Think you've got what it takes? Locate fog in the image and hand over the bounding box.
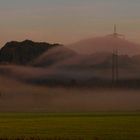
[33,45,76,67]
[0,37,140,112]
[0,75,140,112]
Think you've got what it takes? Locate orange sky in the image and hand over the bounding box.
[0,0,140,46]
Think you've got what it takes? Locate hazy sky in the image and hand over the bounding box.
[0,0,140,45]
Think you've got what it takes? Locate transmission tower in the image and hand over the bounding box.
[111,25,124,84]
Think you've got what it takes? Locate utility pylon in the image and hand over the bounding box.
[111,24,124,84]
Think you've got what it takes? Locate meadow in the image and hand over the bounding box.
[0,112,139,140]
[0,76,140,139]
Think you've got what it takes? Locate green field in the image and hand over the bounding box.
[0,112,140,140]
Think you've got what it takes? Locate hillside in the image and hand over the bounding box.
[0,40,60,65]
[33,45,77,67]
[0,38,140,87]
[67,36,140,56]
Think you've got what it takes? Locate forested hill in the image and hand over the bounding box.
[0,40,61,65]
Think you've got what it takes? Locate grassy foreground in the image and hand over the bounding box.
[0,112,139,140]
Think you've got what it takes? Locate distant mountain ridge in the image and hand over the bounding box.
[0,40,61,65]
[1,36,140,69]
[67,36,140,56]
[0,37,140,87]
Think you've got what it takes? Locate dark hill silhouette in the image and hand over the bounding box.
[0,40,60,65]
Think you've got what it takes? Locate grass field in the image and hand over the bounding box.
[0,112,139,140]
